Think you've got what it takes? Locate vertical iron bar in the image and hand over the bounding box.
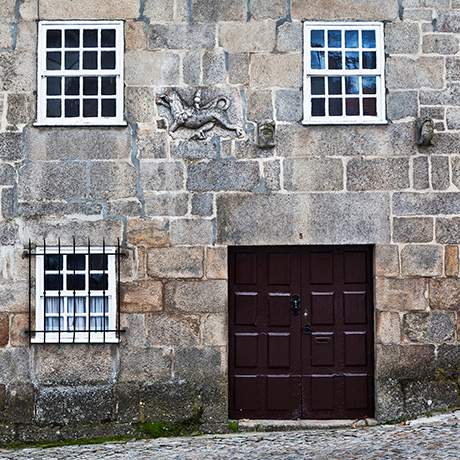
[58,237,61,344]
[73,236,76,344]
[102,238,106,344]
[88,237,91,344]
[43,238,47,344]
[28,239,31,345]
[117,238,121,340]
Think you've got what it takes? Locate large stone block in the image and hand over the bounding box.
[376,311,401,345]
[445,245,459,277]
[144,192,189,217]
[174,347,223,381]
[165,280,227,313]
[36,386,115,424]
[201,313,227,346]
[0,348,29,384]
[147,247,204,279]
[446,57,460,81]
[277,21,302,52]
[32,345,116,385]
[275,89,303,122]
[205,246,228,280]
[217,192,390,245]
[247,89,274,122]
[187,160,260,192]
[0,51,35,92]
[0,313,8,347]
[171,138,220,160]
[137,130,168,160]
[437,344,460,377]
[437,12,460,33]
[250,53,302,88]
[263,160,281,192]
[250,0,287,19]
[376,344,436,380]
[386,56,444,90]
[284,158,343,191]
[429,278,460,310]
[6,93,35,127]
[126,87,156,123]
[436,217,460,244]
[219,20,276,52]
[375,245,400,277]
[9,313,28,347]
[387,91,418,121]
[121,280,163,313]
[447,107,460,130]
[39,0,139,19]
[291,0,399,20]
[183,50,202,85]
[143,0,175,21]
[401,244,443,277]
[170,218,215,245]
[25,127,131,161]
[118,347,172,383]
[0,133,22,161]
[2,383,35,424]
[420,84,460,106]
[202,49,227,85]
[125,51,180,86]
[89,161,137,200]
[430,156,450,191]
[191,193,214,216]
[228,53,249,85]
[412,156,429,190]
[385,22,420,54]
[375,277,428,312]
[393,217,434,243]
[145,313,201,346]
[0,164,15,187]
[375,379,404,422]
[276,123,417,158]
[403,311,456,344]
[149,23,215,49]
[125,20,147,49]
[191,0,245,21]
[423,34,459,55]
[393,192,460,216]
[347,158,410,191]
[127,217,170,248]
[140,161,185,191]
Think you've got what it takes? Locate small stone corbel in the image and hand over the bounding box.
[416,118,434,146]
[256,120,276,149]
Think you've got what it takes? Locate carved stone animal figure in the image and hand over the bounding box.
[156,90,244,140]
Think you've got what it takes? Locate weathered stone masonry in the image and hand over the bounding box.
[0,0,459,442]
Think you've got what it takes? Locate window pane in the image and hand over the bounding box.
[363,97,377,116]
[65,29,80,48]
[45,297,63,314]
[83,77,98,95]
[346,98,360,116]
[67,254,85,270]
[101,29,116,47]
[363,51,376,69]
[47,99,61,117]
[64,77,80,95]
[83,51,97,69]
[102,99,116,117]
[311,30,324,48]
[47,51,61,70]
[101,77,116,95]
[345,52,359,69]
[47,29,62,48]
[67,274,86,290]
[328,51,342,70]
[345,76,359,94]
[65,99,80,117]
[45,274,63,291]
[90,297,109,313]
[363,76,377,94]
[345,30,358,48]
[68,317,86,331]
[328,30,341,48]
[101,51,116,69]
[65,51,79,70]
[47,77,61,96]
[68,297,86,314]
[311,51,325,69]
[83,99,98,117]
[328,77,342,95]
[45,254,63,270]
[362,30,376,48]
[90,254,108,270]
[90,317,108,331]
[311,98,325,117]
[329,98,343,116]
[89,274,108,290]
[311,77,325,95]
[83,29,98,47]
[45,317,62,332]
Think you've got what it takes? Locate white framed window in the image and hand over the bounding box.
[303,22,386,125]
[36,21,125,126]
[32,246,119,344]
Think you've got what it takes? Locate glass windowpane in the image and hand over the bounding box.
[68,297,86,314]
[311,98,325,117]
[47,99,61,117]
[45,297,64,314]
[363,97,377,116]
[90,317,109,331]
[346,98,360,116]
[65,30,80,48]
[90,254,108,270]
[311,77,325,95]
[90,297,109,313]
[345,52,359,69]
[45,317,62,331]
[47,30,61,48]
[362,76,377,94]
[363,51,376,69]
[311,51,325,69]
[311,30,324,48]
[101,29,116,47]
[45,254,63,270]
[101,51,116,69]
[362,30,376,48]
[89,274,108,290]
[345,30,358,48]
[65,51,79,70]
[83,99,98,117]
[345,76,360,95]
[68,317,86,331]
[64,77,79,96]
[65,99,80,117]
[102,99,116,117]
[45,274,63,291]
[83,51,98,70]
[47,52,61,70]
[83,29,98,47]
[101,77,116,95]
[67,254,85,270]
[328,30,341,48]
[329,98,343,116]
[328,77,342,95]
[83,77,98,95]
[47,77,61,96]
[328,51,342,69]
[67,274,86,290]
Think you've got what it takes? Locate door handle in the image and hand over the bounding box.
[303,325,313,335]
[291,294,301,315]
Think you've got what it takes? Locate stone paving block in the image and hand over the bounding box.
[219,20,276,52]
[147,247,204,279]
[393,217,434,243]
[401,244,443,277]
[284,158,343,191]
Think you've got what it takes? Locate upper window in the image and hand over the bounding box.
[303,22,386,125]
[36,21,125,126]
[32,245,119,344]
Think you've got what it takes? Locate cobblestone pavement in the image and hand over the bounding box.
[1,412,459,460]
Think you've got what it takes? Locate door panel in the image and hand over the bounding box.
[229,246,374,420]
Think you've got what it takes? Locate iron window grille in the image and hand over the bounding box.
[36,20,125,126]
[303,22,386,125]
[26,238,124,344]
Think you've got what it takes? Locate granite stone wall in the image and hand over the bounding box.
[0,0,459,442]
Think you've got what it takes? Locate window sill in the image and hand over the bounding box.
[33,121,128,128]
[31,333,120,344]
[302,119,388,126]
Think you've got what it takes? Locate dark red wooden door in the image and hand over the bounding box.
[229,246,374,420]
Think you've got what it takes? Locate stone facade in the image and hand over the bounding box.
[0,0,458,443]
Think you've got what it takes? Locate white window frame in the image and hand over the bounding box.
[303,21,387,125]
[36,20,126,127]
[32,246,119,344]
